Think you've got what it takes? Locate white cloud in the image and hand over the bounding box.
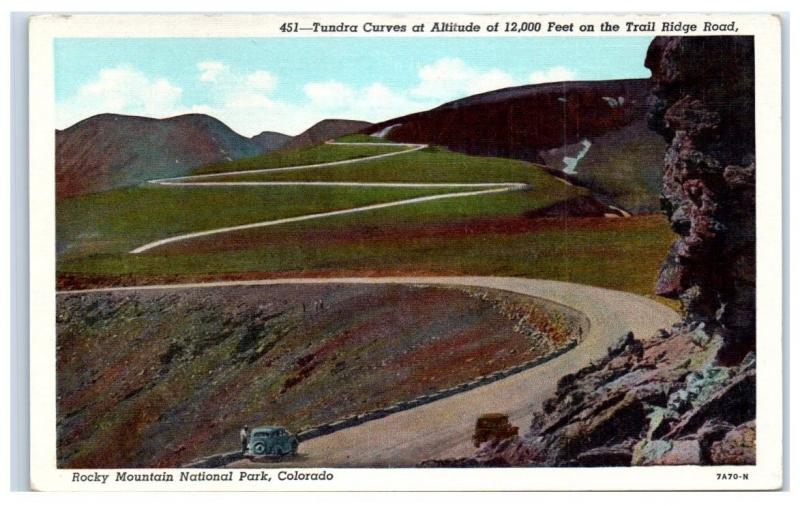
[58,59,583,137]
[57,66,185,128]
[204,80,425,135]
[362,83,419,117]
[528,66,577,84]
[245,70,277,92]
[299,81,423,127]
[196,63,277,103]
[304,81,357,108]
[197,61,227,82]
[187,63,287,134]
[412,58,517,99]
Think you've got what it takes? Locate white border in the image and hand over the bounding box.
[28,13,783,491]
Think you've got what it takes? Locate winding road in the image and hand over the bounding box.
[67,140,676,467]
[58,276,679,467]
[225,277,679,467]
[130,141,528,254]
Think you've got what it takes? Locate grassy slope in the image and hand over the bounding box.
[59,214,673,300]
[57,185,462,259]
[334,133,391,143]
[57,141,675,301]
[203,146,565,186]
[193,142,407,175]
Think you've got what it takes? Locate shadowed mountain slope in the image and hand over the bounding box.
[56,113,265,199]
[251,130,292,151]
[366,79,667,212]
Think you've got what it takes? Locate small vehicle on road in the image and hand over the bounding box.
[246,426,299,458]
[472,413,519,447]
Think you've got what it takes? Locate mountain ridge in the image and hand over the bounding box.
[250,130,292,151]
[281,118,373,151]
[56,114,375,199]
[364,78,666,212]
[56,113,265,199]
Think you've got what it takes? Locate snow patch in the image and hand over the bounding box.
[602,96,626,108]
[602,96,618,108]
[371,123,402,138]
[562,139,592,174]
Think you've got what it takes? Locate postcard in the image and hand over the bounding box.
[28,12,783,490]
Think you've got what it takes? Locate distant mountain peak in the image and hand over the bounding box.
[56,113,267,199]
[251,130,292,151]
[281,119,372,150]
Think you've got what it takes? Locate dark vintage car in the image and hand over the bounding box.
[472,413,519,447]
[246,426,299,458]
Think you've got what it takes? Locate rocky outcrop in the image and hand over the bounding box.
[422,328,756,467]
[422,36,756,468]
[647,36,756,363]
[709,421,756,465]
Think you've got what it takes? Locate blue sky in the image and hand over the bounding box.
[55,37,654,136]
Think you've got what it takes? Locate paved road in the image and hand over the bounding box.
[93,138,662,467]
[129,184,526,254]
[130,142,528,254]
[57,276,679,467]
[221,277,679,468]
[151,141,428,182]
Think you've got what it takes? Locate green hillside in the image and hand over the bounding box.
[57,140,674,300]
[193,142,407,175]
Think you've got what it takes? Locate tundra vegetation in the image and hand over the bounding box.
[57,141,674,303]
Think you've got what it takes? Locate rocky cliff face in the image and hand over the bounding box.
[422,331,755,467]
[647,36,756,364]
[422,36,757,468]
